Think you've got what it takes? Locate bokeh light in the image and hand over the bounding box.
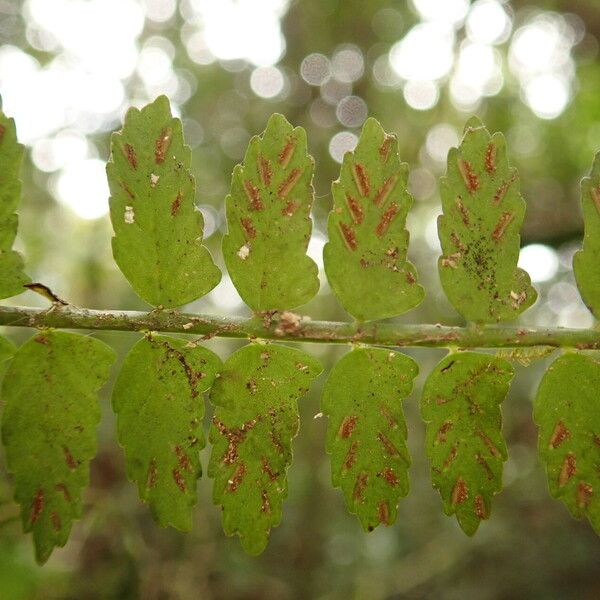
[300,53,331,86]
[182,0,289,66]
[335,96,368,128]
[250,66,286,99]
[518,244,560,282]
[52,158,110,220]
[411,0,470,25]
[509,12,578,119]
[329,131,358,163]
[466,0,512,45]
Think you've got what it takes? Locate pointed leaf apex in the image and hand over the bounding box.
[464,116,486,133]
[266,112,292,132]
[362,116,384,134]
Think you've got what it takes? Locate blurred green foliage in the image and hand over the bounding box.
[1,0,600,598]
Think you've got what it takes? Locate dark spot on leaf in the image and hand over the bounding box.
[120,180,135,200]
[352,163,370,197]
[451,478,468,505]
[493,172,517,204]
[339,222,358,251]
[261,456,279,481]
[345,193,364,224]
[549,421,571,449]
[278,167,302,199]
[353,472,368,502]
[339,415,358,439]
[173,468,186,492]
[485,142,496,175]
[378,501,390,525]
[31,489,44,524]
[270,430,285,455]
[458,159,479,193]
[455,199,470,226]
[63,446,78,470]
[155,127,172,164]
[577,481,593,508]
[443,446,458,468]
[475,495,487,519]
[374,174,399,207]
[246,378,258,394]
[436,420,453,443]
[241,217,257,239]
[559,453,577,487]
[228,463,246,492]
[258,153,272,186]
[175,445,194,473]
[376,202,399,237]
[147,460,158,489]
[243,180,263,211]
[379,136,393,161]
[213,416,259,464]
[476,453,494,480]
[379,467,399,487]
[450,232,466,251]
[170,191,183,216]
[377,432,401,458]
[123,143,137,170]
[379,405,398,429]
[476,430,501,458]
[278,137,296,167]
[343,441,358,470]
[492,211,514,241]
[282,200,299,216]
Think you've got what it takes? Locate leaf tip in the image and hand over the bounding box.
[463,115,486,134]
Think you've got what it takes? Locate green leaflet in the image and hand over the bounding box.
[0,331,115,564]
[107,95,220,308]
[534,352,600,533]
[421,352,513,535]
[222,114,319,311]
[0,111,30,299]
[437,118,536,323]
[112,335,221,531]
[208,343,322,554]
[321,347,417,530]
[323,118,424,321]
[573,152,600,318]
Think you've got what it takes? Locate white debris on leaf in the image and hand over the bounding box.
[150,173,160,187]
[124,205,135,224]
[237,243,251,260]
